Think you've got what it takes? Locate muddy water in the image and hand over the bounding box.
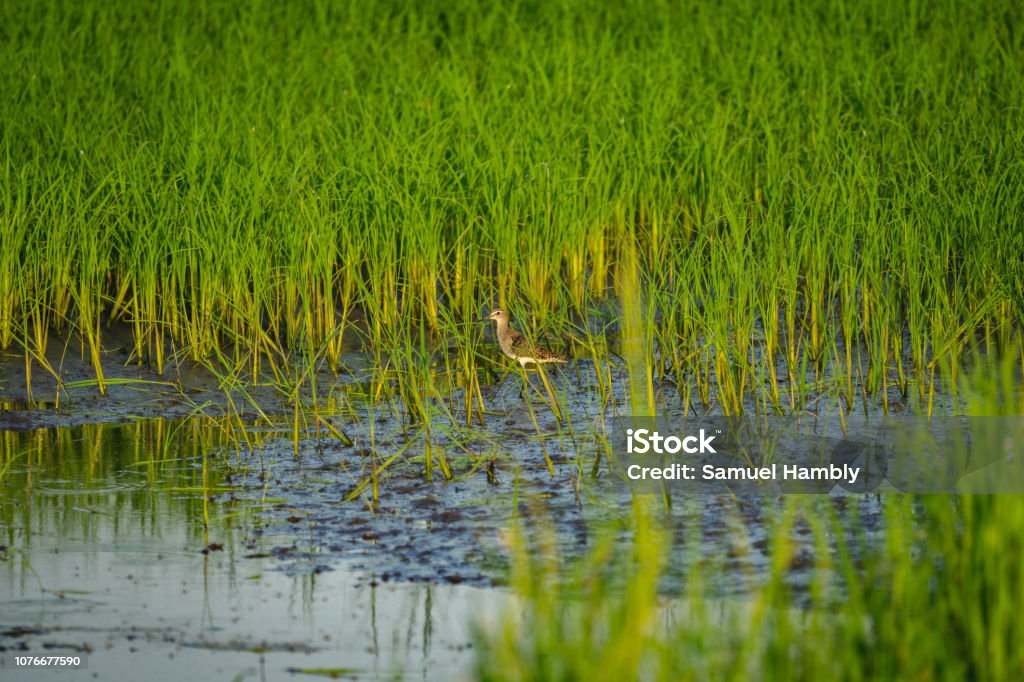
[0,420,505,680]
[0,343,893,679]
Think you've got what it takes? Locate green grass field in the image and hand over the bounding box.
[2,0,1024,679]
[2,0,1021,409]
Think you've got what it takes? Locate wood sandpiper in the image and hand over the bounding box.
[480,308,568,368]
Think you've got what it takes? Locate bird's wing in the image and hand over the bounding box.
[508,330,528,351]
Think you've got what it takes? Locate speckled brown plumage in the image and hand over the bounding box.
[481,308,568,367]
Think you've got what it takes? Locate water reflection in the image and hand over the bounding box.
[0,419,494,681]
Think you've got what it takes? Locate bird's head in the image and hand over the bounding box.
[480,308,508,323]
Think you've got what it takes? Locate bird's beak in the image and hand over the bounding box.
[477,316,491,323]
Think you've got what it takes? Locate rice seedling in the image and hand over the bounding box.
[470,337,1024,679]
[0,0,1018,419]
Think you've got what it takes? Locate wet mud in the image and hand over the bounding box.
[0,335,896,678]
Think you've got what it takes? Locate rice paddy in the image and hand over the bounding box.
[1,0,1023,679]
[2,0,1021,411]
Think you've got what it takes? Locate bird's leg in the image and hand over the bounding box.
[490,368,513,403]
[517,363,563,421]
[517,367,529,400]
[535,363,564,422]
[516,363,535,401]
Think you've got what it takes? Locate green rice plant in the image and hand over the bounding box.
[0,0,1021,417]
[474,498,667,682]
[617,230,654,416]
[473,344,1024,680]
[476,482,1024,680]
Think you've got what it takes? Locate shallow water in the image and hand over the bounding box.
[0,341,901,678]
[0,421,503,680]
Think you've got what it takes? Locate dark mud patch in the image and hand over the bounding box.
[210,399,886,598]
[0,349,379,433]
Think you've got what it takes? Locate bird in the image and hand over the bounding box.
[479,308,568,368]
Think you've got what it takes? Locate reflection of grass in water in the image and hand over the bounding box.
[0,0,1020,416]
[0,446,21,487]
[0,418,247,535]
[474,356,1024,680]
